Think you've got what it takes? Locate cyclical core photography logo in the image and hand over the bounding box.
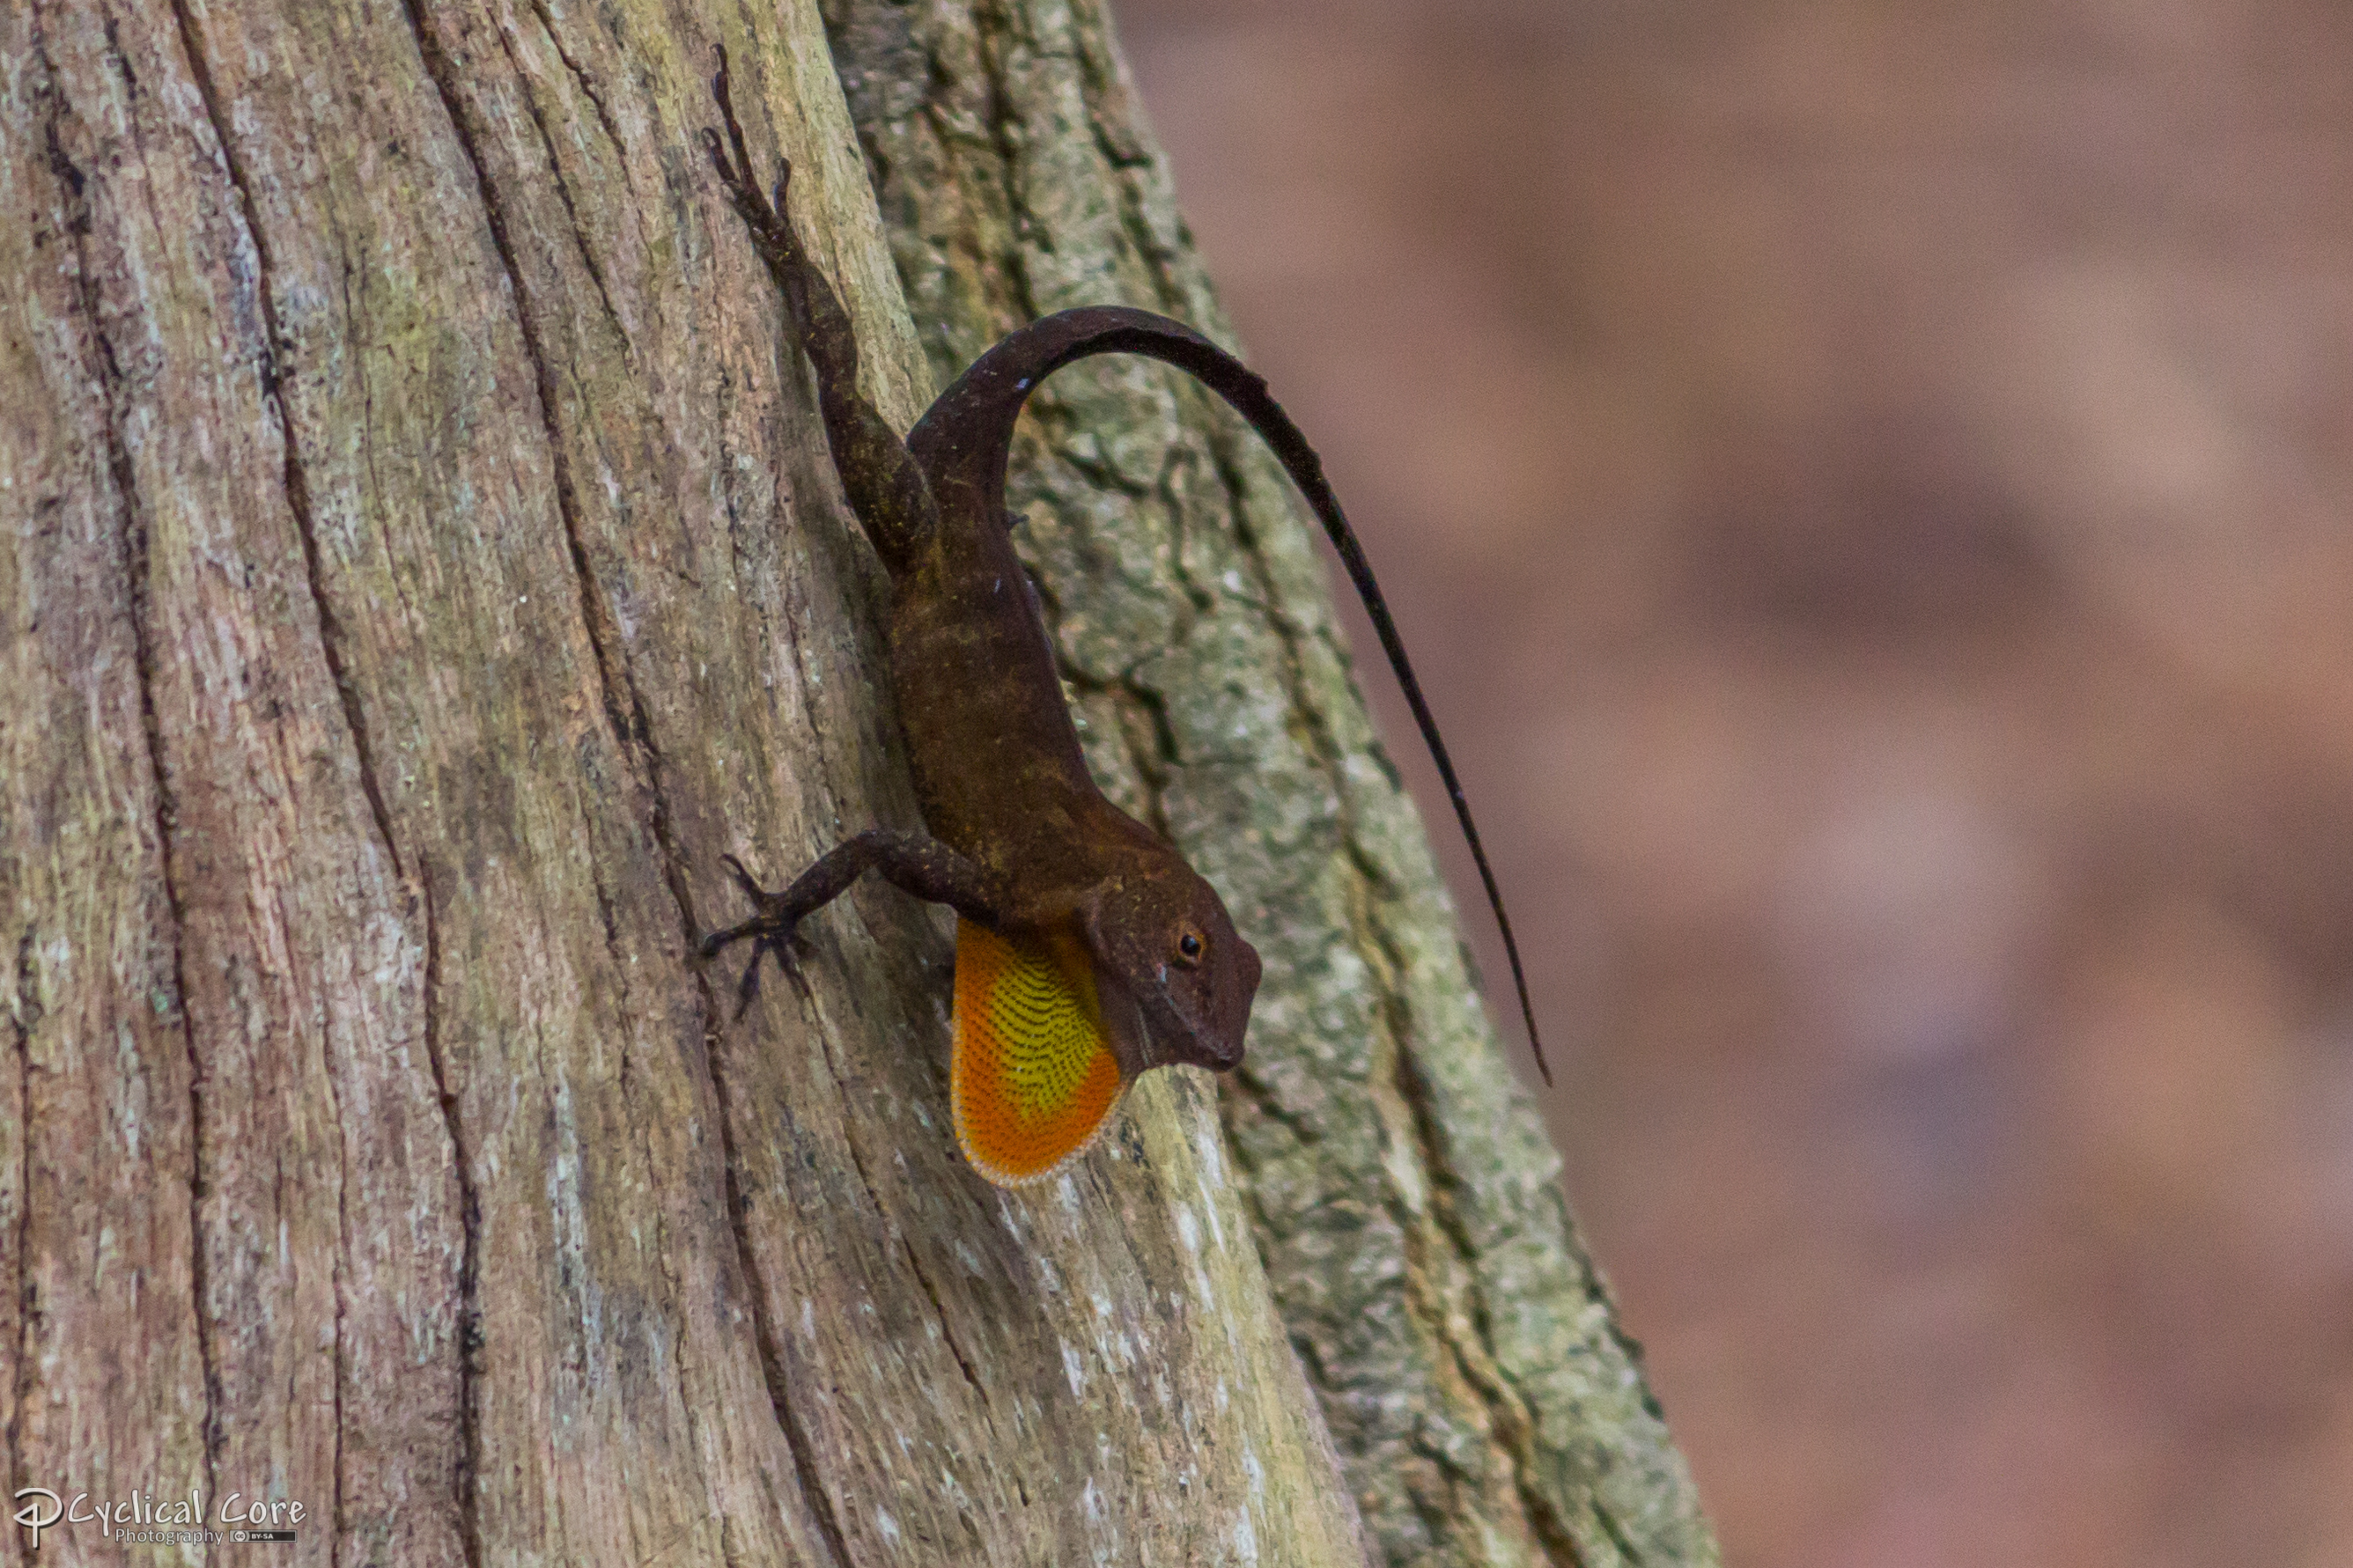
[12,1485,304,1550]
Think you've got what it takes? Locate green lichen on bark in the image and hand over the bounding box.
[819,0,1721,1562]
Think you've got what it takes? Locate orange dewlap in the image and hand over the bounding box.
[950,918,1129,1186]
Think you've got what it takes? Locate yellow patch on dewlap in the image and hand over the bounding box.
[950,919,1128,1186]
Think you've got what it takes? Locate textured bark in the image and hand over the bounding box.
[0,0,1708,1565]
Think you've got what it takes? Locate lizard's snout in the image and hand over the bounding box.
[1201,932,1262,1071]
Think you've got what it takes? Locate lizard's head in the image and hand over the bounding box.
[1085,865,1262,1075]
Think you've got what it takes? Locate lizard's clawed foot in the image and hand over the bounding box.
[703,48,800,274]
[700,852,807,1020]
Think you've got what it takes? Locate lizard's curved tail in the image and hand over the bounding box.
[912,306,1553,1086]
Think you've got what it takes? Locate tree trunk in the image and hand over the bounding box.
[0,0,1714,1563]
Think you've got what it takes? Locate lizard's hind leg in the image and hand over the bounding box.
[704,48,940,571]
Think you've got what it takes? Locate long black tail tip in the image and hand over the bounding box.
[1517,1003,1553,1087]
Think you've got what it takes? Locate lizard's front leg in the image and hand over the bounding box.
[701,830,1008,1015]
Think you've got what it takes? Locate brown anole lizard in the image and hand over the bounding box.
[698,55,1546,1186]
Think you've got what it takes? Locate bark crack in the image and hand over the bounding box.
[317,1016,353,1568]
[527,0,628,164]
[584,837,738,1568]
[167,0,405,887]
[1596,1498,1641,1565]
[489,13,626,343]
[1221,1058,1320,1152]
[416,880,483,1568]
[819,1024,990,1409]
[971,24,1044,326]
[624,1042,735,1568]
[35,10,224,1508]
[704,975,858,1568]
[9,931,35,1519]
[903,1234,989,1405]
[1384,1009,1583,1568]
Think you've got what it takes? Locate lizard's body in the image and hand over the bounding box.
[891,347,1126,905]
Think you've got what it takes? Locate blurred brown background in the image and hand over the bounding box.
[1115,1,2353,1562]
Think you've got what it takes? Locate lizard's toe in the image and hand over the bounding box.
[728,931,802,1021]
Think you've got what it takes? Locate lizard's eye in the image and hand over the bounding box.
[1175,927,1206,967]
